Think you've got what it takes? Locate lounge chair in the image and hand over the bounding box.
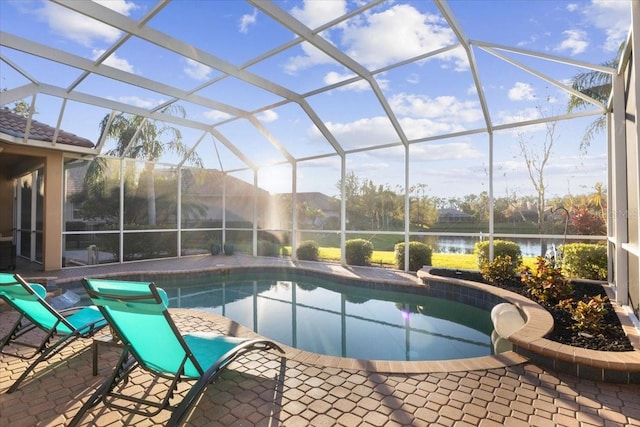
[70,278,285,427]
[0,273,107,393]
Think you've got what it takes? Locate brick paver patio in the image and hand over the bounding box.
[1,255,640,426]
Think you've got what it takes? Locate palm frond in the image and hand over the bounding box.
[579,115,607,155]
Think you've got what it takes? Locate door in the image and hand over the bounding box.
[16,168,44,263]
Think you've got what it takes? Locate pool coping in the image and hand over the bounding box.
[418,268,640,384]
[52,260,531,375]
[15,255,640,381]
[169,307,529,375]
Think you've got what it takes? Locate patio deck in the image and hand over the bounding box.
[1,255,640,426]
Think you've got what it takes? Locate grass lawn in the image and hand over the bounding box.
[315,247,537,271]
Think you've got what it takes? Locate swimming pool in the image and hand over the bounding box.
[154,271,496,361]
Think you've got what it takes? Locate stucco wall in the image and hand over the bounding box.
[0,143,64,271]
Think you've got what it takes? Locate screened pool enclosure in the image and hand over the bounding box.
[0,1,638,319]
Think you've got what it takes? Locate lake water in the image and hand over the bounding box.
[435,236,554,257]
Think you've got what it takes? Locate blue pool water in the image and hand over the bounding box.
[154,272,495,361]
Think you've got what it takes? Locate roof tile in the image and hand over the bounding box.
[0,109,94,148]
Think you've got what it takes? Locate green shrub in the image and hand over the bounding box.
[474,239,522,270]
[520,257,573,303]
[481,255,516,285]
[296,240,319,261]
[559,295,609,333]
[394,242,432,271]
[257,240,281,257]
[345,238,374,266]
[561,243,607,280]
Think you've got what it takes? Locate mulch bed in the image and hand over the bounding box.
[428,268,634,352]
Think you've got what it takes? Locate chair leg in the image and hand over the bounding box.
[0,315,27,352]
[68,349,135,427]
[166,372,213,427]
[67,373,115,427]
[6,331,82,393]
[167,341,285,427]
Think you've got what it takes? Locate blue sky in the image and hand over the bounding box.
[0,0,632,199]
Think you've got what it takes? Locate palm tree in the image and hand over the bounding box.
[587,182,607,220]
[567,45,623,153]
[89,105,202,225]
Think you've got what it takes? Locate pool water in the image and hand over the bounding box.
[156,273,495,361]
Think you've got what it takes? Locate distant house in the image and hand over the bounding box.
[438,208,473,223]
[180,169,271,226]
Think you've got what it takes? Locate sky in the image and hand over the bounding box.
[0,0,633,200]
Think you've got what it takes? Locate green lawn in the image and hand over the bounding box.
[315,247,537,270]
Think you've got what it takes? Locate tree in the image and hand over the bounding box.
[588,182,607,220]
[409,183,438,229]
[10,100,30,117]
[517,109,558,243]
[567,46,623,153]
[459,192,490,222]
[1,90,33,117]
[92,106,202,226]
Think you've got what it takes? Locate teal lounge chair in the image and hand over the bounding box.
[70,278,285,427]
[0,273,107,393]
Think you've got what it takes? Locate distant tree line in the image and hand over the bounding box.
[325,171,606,235]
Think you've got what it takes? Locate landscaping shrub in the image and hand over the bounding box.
[559,295,609,333]
[223,242,234,255]
[394,242,432,271]
[561,243,607,280]
[520,257,573,303]
[481,255,516,285]
[296,240,319,261]
[345,238,373,266]
[257,240,281,257]
[474,239,522,270]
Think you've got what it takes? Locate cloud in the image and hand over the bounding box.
[555,29,588,55]
[203,110,233,122]
[411,141,484,161]
[94,0,137,15]
[111,96,163,109]
[184,59,213,81]
[322,71,390,92]
[257,110,278,123]
[399,117,467,141]
[285,3,461,73]
[239,9,258,34]
[284,42,336,75]
[35,0,136,47]
[306,116,400,150]
[323,71,363,88]
[583,0,631,52]
[508,82,536,101]
[323,116,399,149]
[310,112,473,149]
[407,74,420,85]
[291,0,347,29]
[388,93,483,123]
[566,3,579,12]
[496,107,545,129]
[92,49,134,73]
[341,4,458,70]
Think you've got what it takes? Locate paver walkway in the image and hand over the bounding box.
[1,255,640,426]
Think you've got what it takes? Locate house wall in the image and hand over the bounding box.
[0,169,13,237]
[0,143,64,271]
